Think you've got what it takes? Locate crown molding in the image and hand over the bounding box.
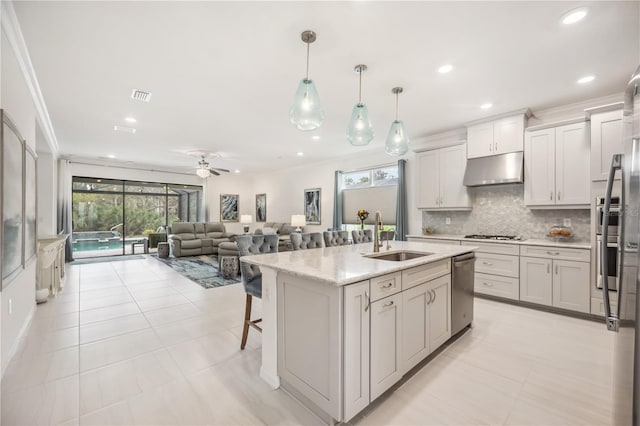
[411,127,467,152]
[528,93,623,125]
[1,0,59,156]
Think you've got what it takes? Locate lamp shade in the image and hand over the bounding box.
[240,215,253,224]
[196,168,210,178]
[290,79,324,131]
[347,103,374,146]
[291,215,306,227]
[385,120,410,156]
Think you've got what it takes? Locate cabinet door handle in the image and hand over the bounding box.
[435,197,439,205]
[547,264,550,274]
[546,251,560,256]
[557,192,561,201]
[489,143,492,152]
[482,261,493,266]
[550,191,553,201]
[482,282,494,287]
[427,290,433,304]
[555,264,559,275]
[381,282,393,289]
[383,300,394,308]
[432,289,437,303]
[364,291,370,312]
[494,142,498,152]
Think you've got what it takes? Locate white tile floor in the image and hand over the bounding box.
[1,256,616,425]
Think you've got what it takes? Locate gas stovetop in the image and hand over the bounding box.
[463,234,521,241]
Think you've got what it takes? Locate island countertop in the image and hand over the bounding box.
[240,240,476,286]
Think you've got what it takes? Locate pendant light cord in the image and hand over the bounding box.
[358,69,363,104]
[305,42,310,81]
[395,92,399,121]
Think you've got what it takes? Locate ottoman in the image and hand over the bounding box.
[218,241,240,276]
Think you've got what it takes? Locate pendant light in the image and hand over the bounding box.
[290,30,324,131]
[385,87,410,156]
[347,64,374,146]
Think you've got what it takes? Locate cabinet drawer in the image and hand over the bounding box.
[414,238,461,246]
[590,297,618,317]
[474,273,519,300]
[402,259,450,291]
[519,245,590,262]
[370,272,402,302]
[475,252,519,278]
[461,241,519,255]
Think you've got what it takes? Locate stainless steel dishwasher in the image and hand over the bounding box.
[452,252,475,335]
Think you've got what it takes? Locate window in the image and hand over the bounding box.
[341,164,398,228]
[343,165,398,189]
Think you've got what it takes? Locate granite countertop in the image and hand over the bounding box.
[240,241,475,286]
[406,234,592,250]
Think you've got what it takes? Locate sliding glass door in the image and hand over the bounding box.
[71,177,203,258]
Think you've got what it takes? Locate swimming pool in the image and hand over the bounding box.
[72,231,122,252]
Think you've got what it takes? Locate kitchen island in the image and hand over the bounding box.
[241,240,476,423]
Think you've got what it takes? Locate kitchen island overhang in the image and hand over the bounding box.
[241,241,477,423]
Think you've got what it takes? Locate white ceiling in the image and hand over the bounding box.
[13,1,640,174]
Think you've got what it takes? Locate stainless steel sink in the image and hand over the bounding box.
[365,250,433,261]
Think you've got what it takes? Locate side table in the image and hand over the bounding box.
[219,255,239,279]
[157,242,169,258]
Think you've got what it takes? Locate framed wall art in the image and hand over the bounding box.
[255,193,266,222]
[220,194,239,222]
[304,188,321,225]
[24,144,37,264]
[2,110,25,285]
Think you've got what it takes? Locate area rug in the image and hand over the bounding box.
[150,254,240,289]
[71,255,145,265]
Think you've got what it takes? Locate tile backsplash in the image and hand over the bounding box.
[422,184,591,242]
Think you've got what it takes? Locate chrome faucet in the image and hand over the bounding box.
[373,211,383,252]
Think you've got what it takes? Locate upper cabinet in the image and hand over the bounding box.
[416,144,471,210]
[466,111,530,159]
[589,107,623,181]
[524,122,590,207]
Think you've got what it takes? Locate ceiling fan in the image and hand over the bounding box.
[195,155,230,178]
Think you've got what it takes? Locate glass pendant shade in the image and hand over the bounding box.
[290,78,324,131]
[196,167,210,178]
[385,120,410,156]
[347,103,375,146]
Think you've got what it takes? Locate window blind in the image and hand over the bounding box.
[342,185,397,225]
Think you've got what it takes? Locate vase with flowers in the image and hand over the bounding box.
[357,209,369,229]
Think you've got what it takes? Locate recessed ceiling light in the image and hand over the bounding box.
[480,103,493,109]
[438,64,454,74]
[131,89,152,102]
[311,135,321,141]
[297,152,304,156]
[113,125,136,134]
[107,154,116,159]
[577,75,595,84]
[124,117,137,123]
[234,169,240,173]
[561,7,589,25]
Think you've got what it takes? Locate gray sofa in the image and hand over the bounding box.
[255,222,298,251]
[167,222,236,257]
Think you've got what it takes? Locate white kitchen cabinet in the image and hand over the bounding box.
[416,144,471,210]
[553,260,590,313]
[591,109,623,181]
[343,281,370,420]
[524,122,590,206]
[370,292,403,401]
[474,272,520,300]
[401,274,451,374]
[520,255,590,313]
[466,113,527,158]
[520,256,553,306]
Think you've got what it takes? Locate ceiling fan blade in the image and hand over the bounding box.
[209,169,221,176]
[211,167,230,173]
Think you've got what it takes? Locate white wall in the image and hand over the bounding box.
[206,149,420,237]
[36,150,57,236]
[1,30,37,374]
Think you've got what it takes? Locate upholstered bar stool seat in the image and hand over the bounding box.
[323,230,350,247]
[290,232,324,250]
[352,229,373,244]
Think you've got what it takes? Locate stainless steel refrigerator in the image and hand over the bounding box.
[601,65,640,426]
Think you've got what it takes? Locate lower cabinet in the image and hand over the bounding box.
[520,256,590,313]
[402,275,451,374]
[343,267,452,421]
[370,292,403,400]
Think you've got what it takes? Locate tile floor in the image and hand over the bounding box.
[1,256,616,425]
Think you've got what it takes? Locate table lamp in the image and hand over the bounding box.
[291,215,306,233]
[240,214,253,233]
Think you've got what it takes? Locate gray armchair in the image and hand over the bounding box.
[236,234,279,349]
[352,229,373,244]
[323,230,350,247]
[290,232,324,250]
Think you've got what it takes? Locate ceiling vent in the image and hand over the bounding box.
[130,89,152,102]
[113,125,137,134]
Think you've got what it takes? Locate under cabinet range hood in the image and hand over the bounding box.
[463,151,524,186]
